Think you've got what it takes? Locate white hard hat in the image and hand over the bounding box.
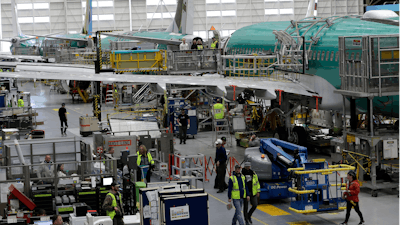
[215,139,222,145]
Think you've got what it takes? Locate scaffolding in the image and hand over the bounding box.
[334,34,399,197]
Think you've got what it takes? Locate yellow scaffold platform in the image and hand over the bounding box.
[110,49,167,73]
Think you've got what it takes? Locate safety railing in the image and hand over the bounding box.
[110,49,167,73]
[167,49,219,74]
[13,47,40,56]
[167,154,242,183]
[0,159,117,196]
[221,54,301,82]
[338,34,399,96]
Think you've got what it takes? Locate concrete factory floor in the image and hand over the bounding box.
[21,81,400,225]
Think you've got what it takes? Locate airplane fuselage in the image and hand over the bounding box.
[225,16,399,117]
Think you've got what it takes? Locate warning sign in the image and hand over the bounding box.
[352,39,361,46]
[108,140,132,147]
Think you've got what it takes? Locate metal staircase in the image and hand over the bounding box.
[132,83,156,104]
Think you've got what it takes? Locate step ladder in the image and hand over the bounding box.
[212,118,232,147]
[105,84,114,105]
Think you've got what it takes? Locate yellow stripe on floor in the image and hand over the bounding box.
[207,193,269,225]
[258,204,291,216]
[287,222,312,225]
[53,109,70,114]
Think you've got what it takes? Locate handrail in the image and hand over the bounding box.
[294,165,355,175]
[287,167,304,171]
[288,187,315,194]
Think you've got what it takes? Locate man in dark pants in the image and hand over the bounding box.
[215,139,228,193]
[58,103,68,136]
[242,162,260,224]
[177,109,190,144]
[103,182,124,225]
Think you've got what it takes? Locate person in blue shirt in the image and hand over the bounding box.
[215,139,228,193]
[228,165,250,225]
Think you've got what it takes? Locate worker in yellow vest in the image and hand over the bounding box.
[242,162,260,224]
[211,37,219,49]
[228,165,250,225]
[213,98,225,131]
[18,96,24,107]
[136,145,155,182]
[102,181,124,225]
[197,39,204,50]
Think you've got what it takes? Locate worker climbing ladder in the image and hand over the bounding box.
[211,99,232,146]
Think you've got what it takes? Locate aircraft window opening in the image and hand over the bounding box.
[321,51,325,61]
[317,51,321,61]
[326,51,330,61]
[350,52,355,60]
[313,51,316,60]
[330,51,334,61]
[335,51,339,61]
[345,52,349,60]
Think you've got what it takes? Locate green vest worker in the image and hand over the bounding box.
[18,97,24,107]
[102,181,124,224]
[211,37,219,49]
[213,99,225,119]
[228,165,250,225]
[242,162,260,224]
[136,145,155,183]
[197,44,204,50]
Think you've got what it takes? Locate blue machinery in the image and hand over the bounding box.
[245,138,355,214]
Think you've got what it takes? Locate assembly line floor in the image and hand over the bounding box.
[21,82,400,225]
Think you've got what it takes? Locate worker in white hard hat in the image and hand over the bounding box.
[215,139,228,193]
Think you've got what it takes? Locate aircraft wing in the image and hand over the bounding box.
[2,63,318,100]
[33,35,89,42]
[105,33,181,45]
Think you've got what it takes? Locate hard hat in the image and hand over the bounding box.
[244,162,251,167]
[215,139,222,145]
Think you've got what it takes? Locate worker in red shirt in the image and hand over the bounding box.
[340,171,365,225]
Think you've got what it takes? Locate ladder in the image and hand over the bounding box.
[132,83,152,104]
[211,104,232,147]
[105,84,114,105]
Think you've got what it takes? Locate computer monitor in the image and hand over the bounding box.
[103,177,113,186]
[34,221,52,225]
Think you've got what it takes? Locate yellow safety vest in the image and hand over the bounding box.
[211,41,218,49]
[213,103,224,119]
[106,192,123,220]
[18,99,24,107]
[197,45,203,50]
[251,172,261,196]
[230,174,246,199]
[137,152,154,166]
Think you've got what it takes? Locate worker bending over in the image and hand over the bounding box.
[242,162,260,224]
[340,171,365,225]
[136,145,155,183]
[228,165,250,225]
[103,181,124,225]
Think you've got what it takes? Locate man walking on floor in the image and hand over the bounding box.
[242,162,260,224]
[215,139,227,193]
[103,181,124,225]
[58,103,68,136]
[177,109,190,144]
[228,165,250,225]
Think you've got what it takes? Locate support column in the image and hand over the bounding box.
[350,98,357,132]
[368,97,374,136]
